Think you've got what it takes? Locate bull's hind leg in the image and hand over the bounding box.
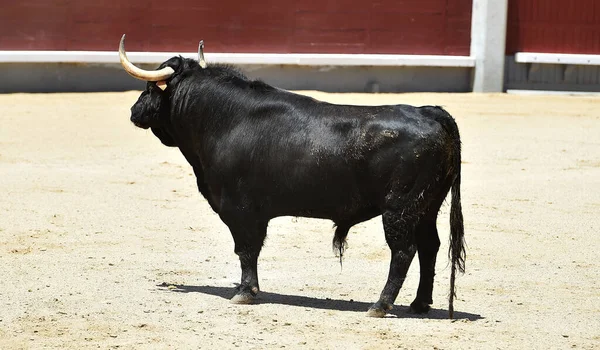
[410,217,440,313]
[225,218,268,304]
[367,209,419,317]
[410,175,453,314]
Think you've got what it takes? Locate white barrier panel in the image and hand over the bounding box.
[515,52,600,66]
[0,51,475,67]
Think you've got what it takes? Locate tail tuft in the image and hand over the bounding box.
[333,225,350,269]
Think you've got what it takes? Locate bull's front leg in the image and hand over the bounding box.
[223,216,268,304]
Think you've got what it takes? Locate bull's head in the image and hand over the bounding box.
[119,35,205,146]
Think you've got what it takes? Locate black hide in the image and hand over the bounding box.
[128,56,465,318]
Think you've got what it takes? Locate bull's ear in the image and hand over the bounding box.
[156,81,168,90]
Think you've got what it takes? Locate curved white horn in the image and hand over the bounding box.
[198,40,207,68]
[119,34,175,81]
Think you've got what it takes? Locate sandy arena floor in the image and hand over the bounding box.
[0,91,599,349]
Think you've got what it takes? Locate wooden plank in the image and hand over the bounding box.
[507,0,600,54]
[0,0,473,55]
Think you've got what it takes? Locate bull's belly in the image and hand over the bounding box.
[209,154,396,223]
[251,181,382,224]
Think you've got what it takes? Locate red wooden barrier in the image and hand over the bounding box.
[507,0,600,54]
[0,0,472,55]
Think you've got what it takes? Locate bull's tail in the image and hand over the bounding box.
[448,149,465,319]
[430,106,466,319]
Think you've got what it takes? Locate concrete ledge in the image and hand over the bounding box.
[515,52,600,66]
[0,63,473,93]
[505,55,600,93]
[507,89,600,96]
[0,51,475,67]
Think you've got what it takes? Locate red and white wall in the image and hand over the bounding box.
[0,0,599,92]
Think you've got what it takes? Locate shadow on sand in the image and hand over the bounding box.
[161,283,483,321]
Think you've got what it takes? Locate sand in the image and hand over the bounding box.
[0,91,599,349]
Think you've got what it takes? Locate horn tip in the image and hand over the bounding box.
[119,34,126,54]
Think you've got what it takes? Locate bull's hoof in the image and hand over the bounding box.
[366,307,387,318]
[231,285,259,304]
[230,293,256,304]
[366,302,392,318]
[409,300,431,314]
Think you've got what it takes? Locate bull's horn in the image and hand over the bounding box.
[119,34,175,81]
[198,40,207,68]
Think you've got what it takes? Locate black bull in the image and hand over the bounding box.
[126,56,465,318]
